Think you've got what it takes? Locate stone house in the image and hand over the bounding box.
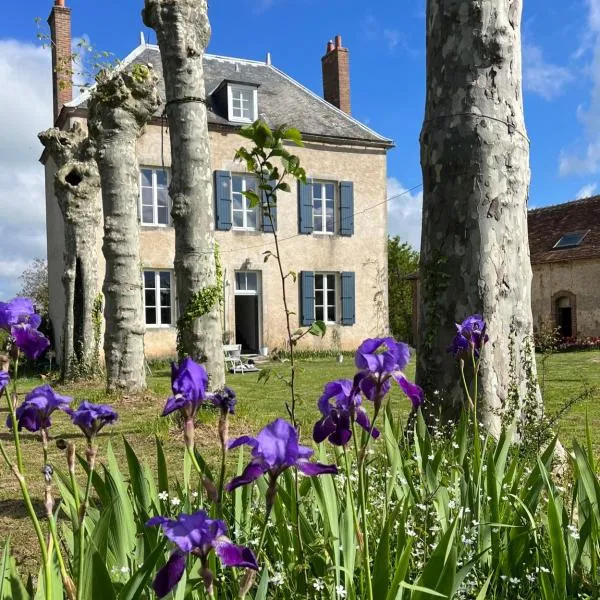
[528,196,600,338]
[43,1,393,359]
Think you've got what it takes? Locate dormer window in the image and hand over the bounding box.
[553,230,590,249]
[227,84,258,123]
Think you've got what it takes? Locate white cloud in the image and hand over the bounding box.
[0,39,51,299]
[576,182,598,198]
[522,43,573,100]
[387,177,422,250]
[364,15,405,53]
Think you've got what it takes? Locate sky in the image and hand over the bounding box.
[0,0,597,297]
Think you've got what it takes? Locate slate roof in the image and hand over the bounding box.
[65,44,392,148]
[528,195,600,264]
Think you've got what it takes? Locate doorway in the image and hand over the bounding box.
[555,295,574,338]
[234,271,261,353]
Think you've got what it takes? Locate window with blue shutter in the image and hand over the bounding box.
[341,272,356,325]
[339,181,354,236]
[298,179,313,234]
[214,170,232,231]
[262,180,277,232]
[300,271,315,325]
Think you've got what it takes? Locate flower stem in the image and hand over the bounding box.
[352,422,373,600]
[470,351,481,470]
[342,446,363,550]
[77,445,96,600]
[217,414,228,517]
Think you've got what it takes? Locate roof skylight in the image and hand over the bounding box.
[552,230,590,249]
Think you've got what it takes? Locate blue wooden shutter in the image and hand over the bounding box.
[262,180,277,233]
[214,170,232,231]
[341,272,355,325]
[339,181,354,236]
[298,178,313,234]
[300,271,315,325]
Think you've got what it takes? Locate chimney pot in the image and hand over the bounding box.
[48,0,72,122]
[55,0,65,5]
[321,35,351,114]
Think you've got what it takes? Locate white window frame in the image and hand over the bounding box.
[235,271,260,296]
[312,181,336,235]
[143,270,174,328]
[227,84,258,123]
[231,174,259,231]
[314,272,338,324]
[140,167,170,227]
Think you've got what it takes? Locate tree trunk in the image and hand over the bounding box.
[143,0,225,390]
[417,0,539,434]
[38,124,102,379]
[88,67,160,392]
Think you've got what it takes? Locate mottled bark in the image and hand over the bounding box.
[143,0,225,389]
[38,123,101,378]
[88,67,160,392]
[417,0,540,434]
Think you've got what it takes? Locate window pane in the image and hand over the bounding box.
[327,291,335,306]
[245,272,257,291]
[161,307,172,325]
[235,272,245,290]
[325,183,335,199]
[233,211,244,227]
[326,209,334,232]
[313,198,322,215]
[312,183,321,198]
[314,216,323,232]
[327,274,336,289]
[141,169,152,187]
[146,307,157,325]
[246,210,257,230]
[144,272,155,288]
[156,170,168,187]
[142,205,154,224]
[157,188,168,207]
[232,176,242,193]
[233,193,243,210]
[315,306,324,321]
[327,306,336,322]
[244,176,256,191]
[145,290,156,306]
[315,291,323,306]
[157,206,169,225]
[159,272,171,289]
[142,186,153,204]
[315,274,323,289]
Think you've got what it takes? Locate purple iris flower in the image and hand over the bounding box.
[0,371,9,394]
[313,379,379,446]
[210,386,236,414]
[162,358,208,418]
[147,510,257,597]
[449,315,489,358]
[11,324,50,360]
[397,377,425,409]
[354,337,423,411]
[0,297,42,331]
[226,418,338,492]
[66,401,118,441]
[6,384,72,432]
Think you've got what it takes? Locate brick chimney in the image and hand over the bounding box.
[321,35,351,114]
[48,0,73,122]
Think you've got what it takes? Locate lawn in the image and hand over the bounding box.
[1,350,599,574]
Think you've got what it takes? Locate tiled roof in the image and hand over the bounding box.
[528,195,600,264]
[65,44,392,148]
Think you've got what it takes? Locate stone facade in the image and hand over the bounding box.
[45,115,389,360]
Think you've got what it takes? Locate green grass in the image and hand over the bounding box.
[1,351,598,574]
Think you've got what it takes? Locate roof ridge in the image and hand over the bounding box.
[529,194,600,213]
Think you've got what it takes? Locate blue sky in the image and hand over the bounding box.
[0,0,596,296]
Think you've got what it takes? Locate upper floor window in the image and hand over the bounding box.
[144,270,173,327]
[232,174,259,230]
[228,84,258,123]
[312,182,335,234]
[140,168,169,226]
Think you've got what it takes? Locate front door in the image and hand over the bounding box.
[234,271,261,353]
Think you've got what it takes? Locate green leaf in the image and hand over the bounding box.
[400,581,447,598]
[0,539,10,599]
[309,320,327,337]
[474,573,492,600]
[254,568,269,600]
[123,437,151,515]
[386,537,413,600]
[277,181,291,192]
[283,127,303,146]
[373,517,391,599]
[156,437,169,496]
[242,189,261,208]
[118,540,167,600]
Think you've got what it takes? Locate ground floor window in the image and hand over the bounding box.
[315,273,336,323]
[553,291,577,338]
[144,270,173,326]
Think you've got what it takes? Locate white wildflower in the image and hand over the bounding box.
[170,497,181,506]
[271,572,285,586]
[158,491,169,501]
[336,585,347,598]
[313,578,325,591]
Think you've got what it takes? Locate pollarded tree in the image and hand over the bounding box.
[417,0,540,433]
[38,124,102,378]
[88,65,161,392]
[142,0,225,390]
